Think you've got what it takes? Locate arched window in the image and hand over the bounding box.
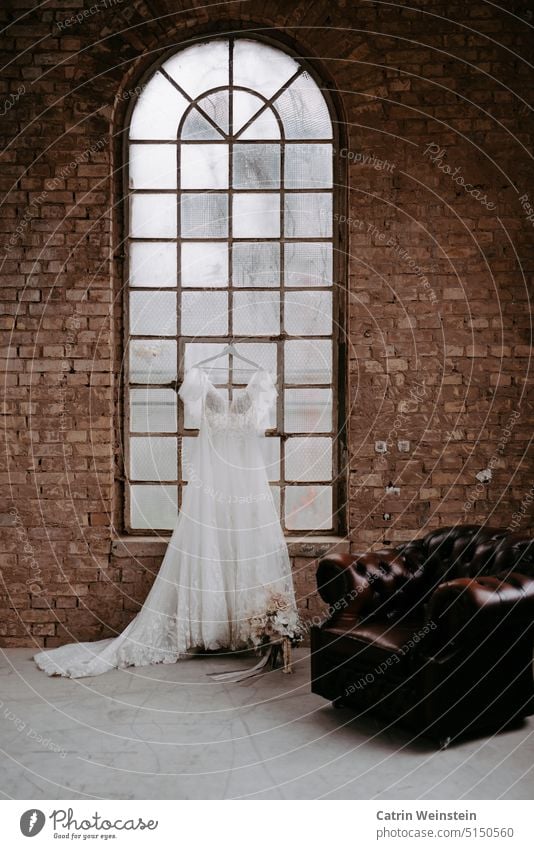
[125,36,341,534]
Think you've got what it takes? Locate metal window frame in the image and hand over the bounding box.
[121,33,348,536]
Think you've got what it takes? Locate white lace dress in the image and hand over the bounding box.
[34,367,296,677]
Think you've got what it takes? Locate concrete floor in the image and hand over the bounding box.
[1,648,533,800]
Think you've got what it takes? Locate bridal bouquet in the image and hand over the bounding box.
[245,593,303,649]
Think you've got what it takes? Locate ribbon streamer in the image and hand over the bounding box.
[208,646,273,683]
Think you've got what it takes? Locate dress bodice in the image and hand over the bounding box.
[179,366,277,435]
[204,385,258,433]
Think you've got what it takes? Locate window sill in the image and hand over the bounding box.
[111,535,350,559]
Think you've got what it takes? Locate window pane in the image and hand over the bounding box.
[180,145,228,189]
[273,72,332,139]
[163,40,229,99]
[262,437,280,482]
[130,291,176,336]
[233,242,279,287]
[233,194,280,237]
[285,485,332,530]
[129,72,189,140]
[130,484,177,529]
[284,144,332,189]
[284,193,332,237]
[130,194,177,238]
[233,91,268,135]
[180,436,198,481]
[284,291,332,336]
[284,388,332,433]
[233,39,298,99]
[130,388,177,432]
[129,144,177,189]
[233,342,277,377]
[130,436,177,481]
[239,108,280,140]
[184,343,229,382]
[181,194,228,237]
[197,91,229,135]
[232,292,280,336]
[285,437,332,481]
[181,109,223,141]
[130,242,177,288]
[233,144,280,188]
[284,340,332,384]
[285,242,332,287]
[181,291,228,335]
[181,242,228,287]
[129,339,177,384]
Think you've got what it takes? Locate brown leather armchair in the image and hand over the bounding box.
[310,526,534,747]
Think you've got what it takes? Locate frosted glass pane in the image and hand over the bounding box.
[163,40,229,99]
[285,242,332,287]
[130,388,177,433]
[285,437,332,482]
[130,484,177,529]
[181,194,228,237]
[285,485,332,530]
[284,388,332,433]
[233,342,277,378]
[239,108,280,140]
[184,343,228,383]
[233,39,298,99]
[181,109,223,141]
[284,144,332,189]
[130,242,177,288]
[129,144,177,189]
[181,242,228,287]
[180,145,228,189]
[197,91,229,135]
[233,194,280,238]
[233,242,279,287]
[233,91,264,134]
[129,72,189,140]
[285,340,332,384]
[130,436,177,481]
[284,291,332,336]
[181,291,228,335]
[273,73,332,139]
[233,144,280,188]
[262,437,280,481]
[130,291,176,336]
[232,242,280,287]
[232,292,280,336]
[284,193,332,237]
[129,339,177,384]
[181,436,198,481]
[130,194,177,238]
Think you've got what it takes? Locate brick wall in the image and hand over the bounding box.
[1,0,533,647]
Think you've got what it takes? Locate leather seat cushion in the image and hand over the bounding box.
[316,618,427,672]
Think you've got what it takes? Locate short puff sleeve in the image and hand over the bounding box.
[178,367,207,427]
[247,369,277,431]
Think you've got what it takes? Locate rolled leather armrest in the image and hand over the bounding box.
[426,571,534,645]
[315,554,375,624]
[316,550,409,626]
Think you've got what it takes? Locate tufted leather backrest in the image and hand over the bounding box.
[318,525,533,625]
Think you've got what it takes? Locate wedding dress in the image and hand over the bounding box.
[34,367,296,677]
